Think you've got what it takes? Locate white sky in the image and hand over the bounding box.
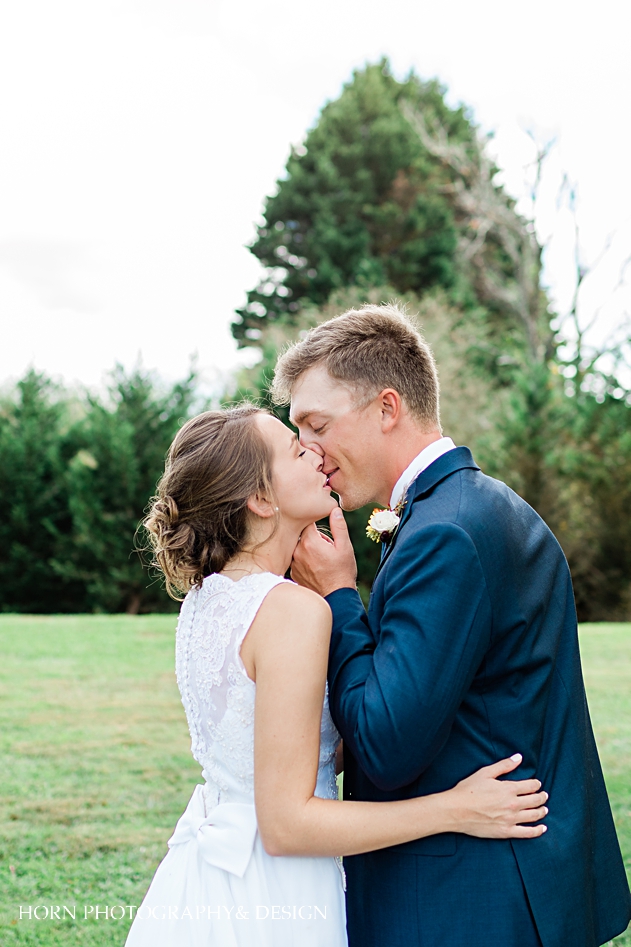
[1,0,630,394]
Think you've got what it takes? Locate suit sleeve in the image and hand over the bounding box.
[326,522,492,791]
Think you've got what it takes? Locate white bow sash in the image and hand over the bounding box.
[167,784,258,878]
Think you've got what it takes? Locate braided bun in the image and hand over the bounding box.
[143,405,274,599]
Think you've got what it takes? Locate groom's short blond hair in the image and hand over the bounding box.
[271,303,441,432]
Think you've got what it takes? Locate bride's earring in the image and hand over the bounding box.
[274,507,280,512]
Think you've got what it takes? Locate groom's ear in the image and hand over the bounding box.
[378,388,403,432]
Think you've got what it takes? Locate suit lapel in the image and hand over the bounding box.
[376,491,414,572]
[373,447,479,581]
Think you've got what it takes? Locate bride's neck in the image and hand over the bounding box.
[222,522,300,579]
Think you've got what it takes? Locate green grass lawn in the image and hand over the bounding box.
[0,616,629,946]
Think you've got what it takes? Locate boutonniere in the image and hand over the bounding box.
[365,499,406,544]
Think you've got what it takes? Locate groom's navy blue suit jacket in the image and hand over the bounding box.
[326,448,630,947]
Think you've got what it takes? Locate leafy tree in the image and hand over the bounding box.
[233,61,488,345]
[233,61,549,359]
[53,366,199,613]
[553,393,631,621]
[0,371,81,612]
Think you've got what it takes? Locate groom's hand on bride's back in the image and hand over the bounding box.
[291,508,357,598]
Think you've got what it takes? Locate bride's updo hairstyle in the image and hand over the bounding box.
[144,404,276,600]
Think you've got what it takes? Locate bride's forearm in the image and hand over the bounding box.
[259,792,452,858]
[257,757,548,857]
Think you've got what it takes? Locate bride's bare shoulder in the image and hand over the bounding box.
[267,580,331,618]
[254,581,331,633]
[244,581,331,671]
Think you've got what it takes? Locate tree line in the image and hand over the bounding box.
[1,62,629,620]
[0,367,197,614]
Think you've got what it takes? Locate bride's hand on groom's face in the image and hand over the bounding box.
[291,509,357,598]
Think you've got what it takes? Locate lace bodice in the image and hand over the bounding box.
[175,571,341,812]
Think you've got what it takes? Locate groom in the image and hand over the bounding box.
[272,304,631,947]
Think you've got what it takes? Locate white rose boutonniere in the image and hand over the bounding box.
[366,507,401,544]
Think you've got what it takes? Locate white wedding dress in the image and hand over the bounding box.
[125,571,347,947]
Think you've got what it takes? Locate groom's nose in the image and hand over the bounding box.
[299,432,325,457]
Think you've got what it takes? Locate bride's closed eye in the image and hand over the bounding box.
[298,450,306,458]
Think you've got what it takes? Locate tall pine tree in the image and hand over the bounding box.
[232,59,542,356]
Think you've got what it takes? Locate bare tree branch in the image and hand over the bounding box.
[555,177,630,386]
[401,105,631,391]
[401,102,550,362]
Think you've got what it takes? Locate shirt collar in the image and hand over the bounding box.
[389,436,457,509]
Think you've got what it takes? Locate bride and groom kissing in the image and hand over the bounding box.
[126,304,630,947]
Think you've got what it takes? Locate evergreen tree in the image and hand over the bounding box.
[0,371,80,612]
[53,366,199,613]
[232,59,537,351]
[233,61,476,343]
[553,392,631,621]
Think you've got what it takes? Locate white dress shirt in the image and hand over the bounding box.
[389,437,457,509]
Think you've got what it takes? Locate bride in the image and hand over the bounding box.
[125,405,548,947]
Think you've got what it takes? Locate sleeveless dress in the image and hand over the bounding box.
[125,571,347,947]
